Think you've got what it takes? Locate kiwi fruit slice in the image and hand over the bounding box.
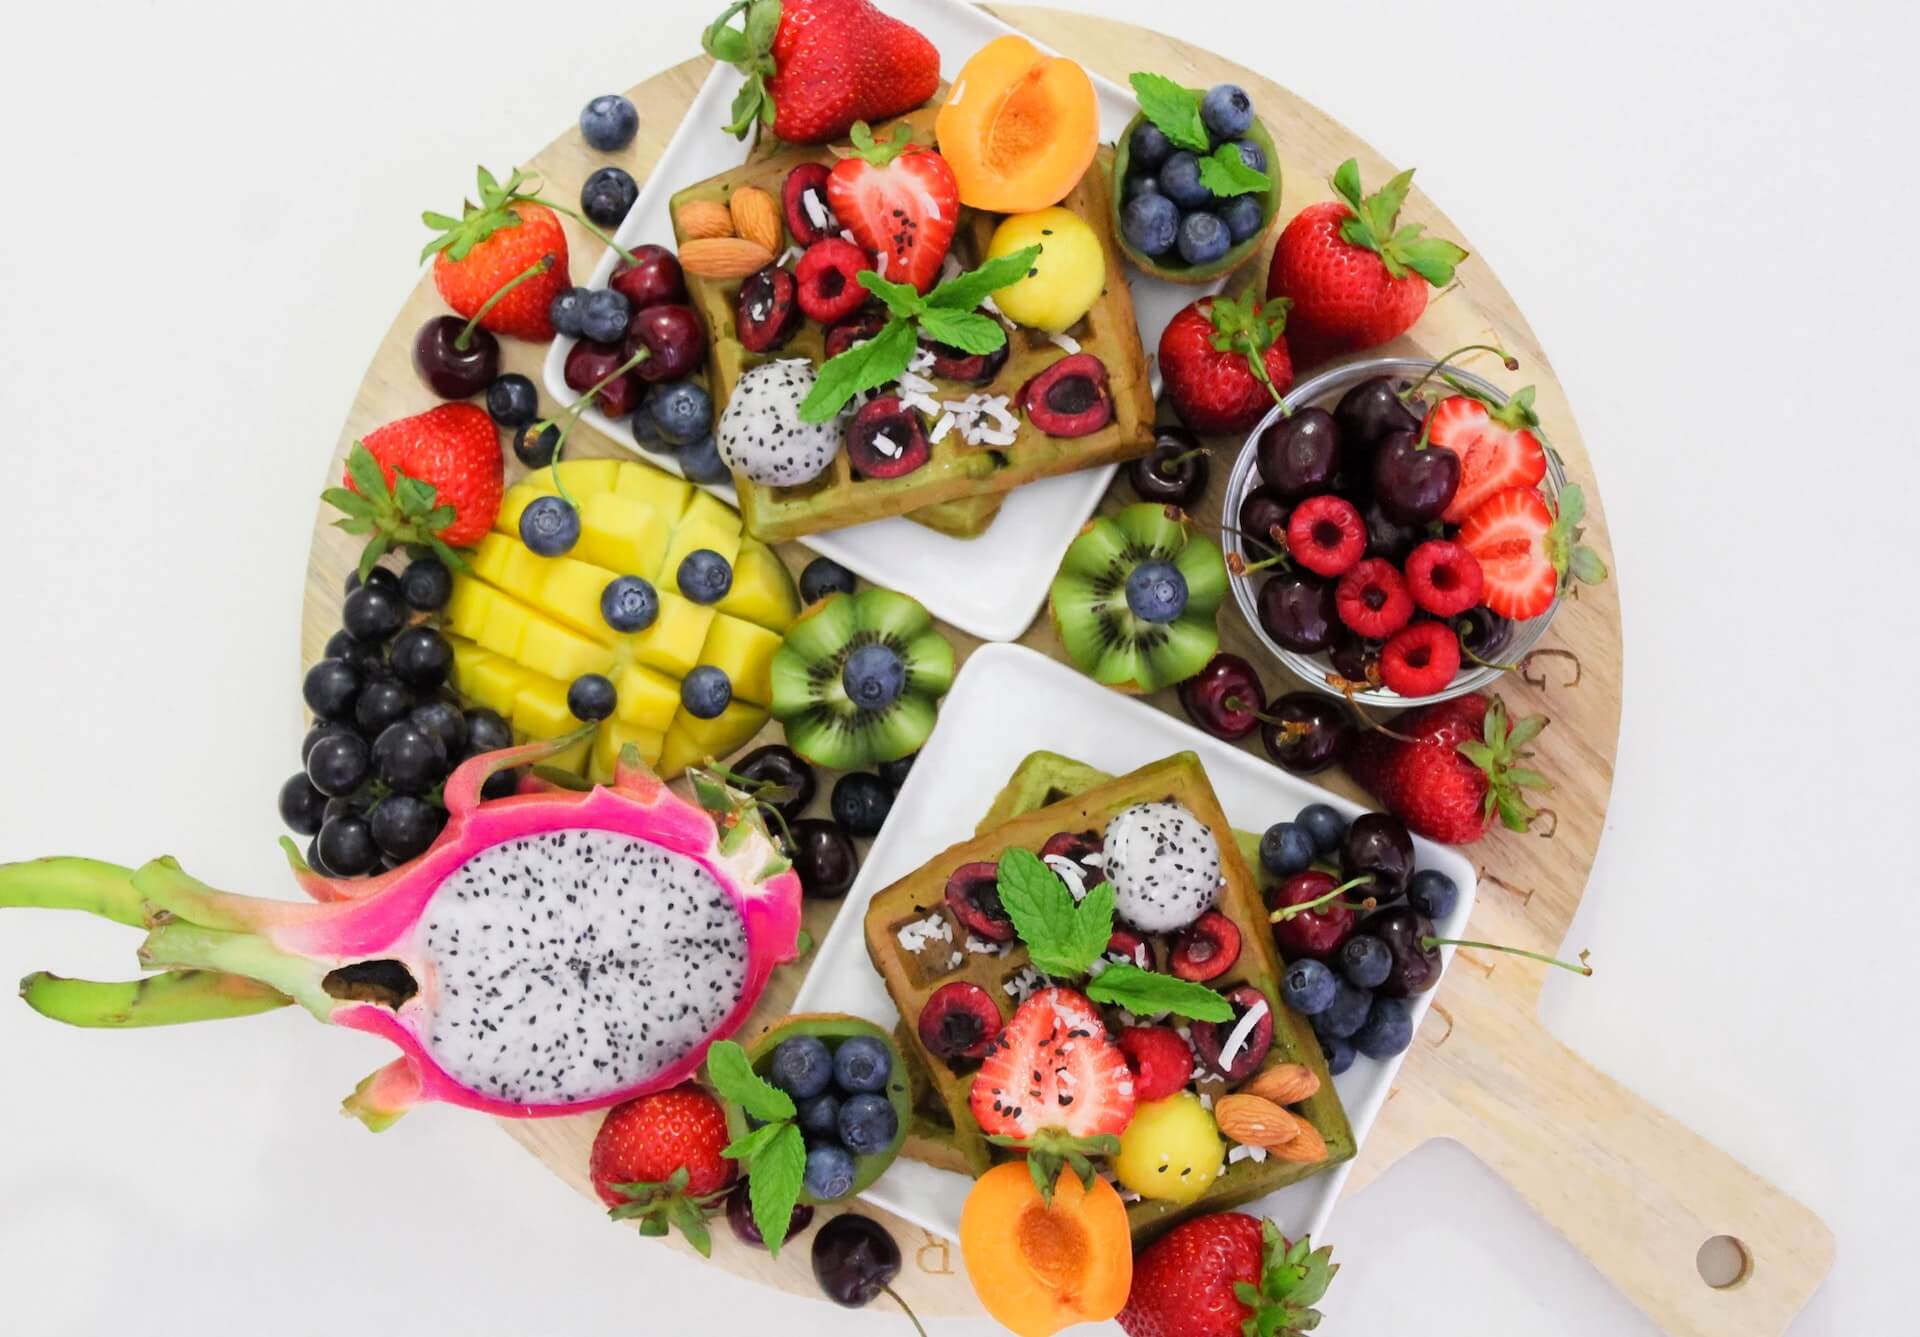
[769,588,956,770]
[1049,503,1228,692]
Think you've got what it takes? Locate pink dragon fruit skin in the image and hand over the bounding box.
[0,736,802,1130]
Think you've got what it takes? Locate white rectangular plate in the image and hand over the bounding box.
[791,642,1478,1244]
[543,0,1213,642]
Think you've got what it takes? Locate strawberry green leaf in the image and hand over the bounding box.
[926,244,1042,311]
[1456,740,1497,770]
[846,119,916,167]
[744,0,781,52]
[703,1039,796,1123]
[1390,234,1468,287]
[1331,159,1364,211]
[1086,963,1234,1021]
[1508,767,1552,791]
[1198,143,1272,198]
[749,1123,806,1258]
[345,443,388,500]
[915,308,1005,355]
[1568,545,1609,586]
[1329,160,1467,287]
[321,487,373,519]
[358,535,391,582]
[1130,72,1210,153]
[857,270,926,321]
[1505,713,1546,750]
[672,1197,713,1259]
[799,316,918,423]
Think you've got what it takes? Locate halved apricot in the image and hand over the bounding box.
[936,35,1100,214]
[958,1161,1133,1337]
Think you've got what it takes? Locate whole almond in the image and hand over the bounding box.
[1214,1094,1299,1149]
[1242,1063,1321,1108]
[729,187,783,253]
[679,237,776,280]
[1265,1111,1329,1164]
[676,199,736,241]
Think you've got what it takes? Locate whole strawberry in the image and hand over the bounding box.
[423,167,574,341]
[589,1085,737,1257]
[333,402,502,576]
[705,0,940,145]
[1267,158,1467,365]
[1345,692,1551,844]
[1158,293,1294,436]
[1119,1214,1337,1337]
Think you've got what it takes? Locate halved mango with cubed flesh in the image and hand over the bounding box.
[445,458,799,778]
[958,1163,1132,1337]
[936,36,1100,214]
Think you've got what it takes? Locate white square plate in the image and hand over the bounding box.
[543,0,1217,642]
[792,642,1478,1243]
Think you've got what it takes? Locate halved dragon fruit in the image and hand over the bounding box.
[0,734,802,1129]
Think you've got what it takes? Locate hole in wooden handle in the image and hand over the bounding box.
[1696,1234,1753,1290]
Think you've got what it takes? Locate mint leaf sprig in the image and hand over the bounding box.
[704,1039,806,1257]
[798,245,1041,423]
[1129,72,1211,153]
[1087,963,1233,1022]
[1197,142,1271,197]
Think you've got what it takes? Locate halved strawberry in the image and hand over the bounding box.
[1457,483,1607,620]
[970,987,1135,1141]
[826,121,959,293]
[1426,385,1548,524]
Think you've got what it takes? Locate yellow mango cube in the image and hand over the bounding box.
[476,595,531,659]
[677,700,770,754]
[628,593,715,678]
[681,489,744,537]
[575,492,669,579]
[510,675,576,739]
[465,655,541,718]
[517,609,615,681]
[542,734,592,776]
[589,720,666,784]
[445,578,495,641]
[523,459,620,498]
[534,555,621,640]
[469,532,518,585]
[614,462,694,522]
[495,483,544,535]
[661,520,742,581]
[716,542,801,633]
[699,615,782,705]
[612,662,682,732]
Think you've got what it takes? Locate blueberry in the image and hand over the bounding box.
[768,1035,833,1100]
[372,721,447,794]
[342,584,406,642]
[1177,211,1231,266]
[797,1091,842,1140]
[1353,996,1414,1060]
[677,548,733,604]
[388,626,453,689]
[1339,934,1392,989]
[836,1092,898,1156]
[316,815,380,877]
[306,732,370,798]
[1281,958,1337,1016]
[600,575,659,632]
[278,773,328,837]
[1122,192,1179,257]
[803,1143,856,1201]
[677,433,730,484]
[369,794,444,863]
[400,555,453,612]
[580,165,638,228]
[680,665,732,719]
[408,699,468,757]
[1408,868,1459,921]
[354,678,414,737]
[831,773,894,838]
[1296,803,1347,855]
[579,94,638,152]
[485,373,539,429]
[831,1035,892,1093]
[302,658,362,721]
[1129,120,1175,173]
[648,380,714,447]
[520,495,580,556]
[464,708,514,757]
[548,287,590,339]
[1158,151,1214,209]
[841,643,905,712]
[568,673,617,722]
[1311,980,1372,1041]
[1220,194,1266,244]
[799,557,857,603]
[1259,821,1316,877]
[1228,138,1268,175]
[1124,559,1189,623]
[1201,83,1254,140]
[877,753,916,788]
[514,421,560,469]
[1123,171,1163,203]
[580,287,632,343]
[1320,1033,1356,1076]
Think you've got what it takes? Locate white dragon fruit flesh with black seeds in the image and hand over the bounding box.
[718,358,843,486]
[1103,799,1222,933]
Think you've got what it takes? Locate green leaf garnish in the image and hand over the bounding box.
[924,245,1044,311]
[747,1123,807,1258]
[995,847,1114,978]
[1196,142,1271,198]
[1129,72,1210,153]
[797,316,918,423]
[915,307,1004,355]
[326,442,473,582]
[1085,963,1234,1021]
[702,1040,796,1124]
[1328,157,1468,287]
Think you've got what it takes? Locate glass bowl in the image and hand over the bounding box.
[1221,356,1568,709]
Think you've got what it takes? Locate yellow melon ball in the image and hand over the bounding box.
[987,207,1106,333]
[1111,1092,1225,1205]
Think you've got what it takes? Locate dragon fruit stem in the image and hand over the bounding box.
[20,969,291,1027]
[138,922,335,1019]
[340,1058,424,1131]
[0,857,151,927]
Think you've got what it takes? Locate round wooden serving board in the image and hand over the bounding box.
[302,8,1832,1332]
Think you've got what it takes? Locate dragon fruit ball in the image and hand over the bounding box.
[1103,799,1223,933]
[718,359,843,487]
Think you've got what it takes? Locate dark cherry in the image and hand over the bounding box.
[1327,628,1383,685]
[812,1214,914,1318]
[1038,830,1106,892]
[1019,353,1113,437]
[623,303,708,384]
[1169,911,1241,982]
[1189,983,1273,1081]
[1340,812,1415,902]
[733,743,817,824]
[1129,425,1210,507]
[825,309,889,360]
[412,316,499,399]
[945,861,1014,941]
[1334,375,1421,449]
[1106,928,1149,969]
[786,818,856,900]
[1371,431,1461,524]
[607,244,688,312]
[1268,870,1358,961]
[563,339,635,415]
[1237,486,1290,557]
[1257,569,1339,652]
[917,980,1003,1060]
[1256,407,1342,501]
[1361,499,1422,563]
[1259,691,1355,775]
[736,266,801,353]
[1454,606,1514,663]
[1177,652,1266,741]
[726,1179,814,1248]
[1361,906,1442,997]
[923,338,1009,385]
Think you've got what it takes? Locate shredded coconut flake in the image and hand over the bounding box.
[1044,854,1091,902]
[930,412,957,444]
[1047,331,1082,355]
[1227,1144,1270,1165]
[804,192,831,232]
[1216,999,1270,1073]
[873,431,902,459]
[777,245,805,268]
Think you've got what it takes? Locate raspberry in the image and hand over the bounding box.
[794,238,872,324]
[1404,540,1485,617]
[1335,558,1415,638]
[1285,495,1366,577]
[1116,1025,1195,1102]
[1379,620,1462,697]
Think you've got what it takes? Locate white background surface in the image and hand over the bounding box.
[1,1,1915,1333]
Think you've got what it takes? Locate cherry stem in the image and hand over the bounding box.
[524,189,638,266]
[1399,344,1520,401]
[883,1284,929,1337]
[1424,937,1593,977]
[533,346,652,503]
[1153,446,1209,477]
[1270,876,1375,923]
[456,254,554,350]
[1460,637,1522,673]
